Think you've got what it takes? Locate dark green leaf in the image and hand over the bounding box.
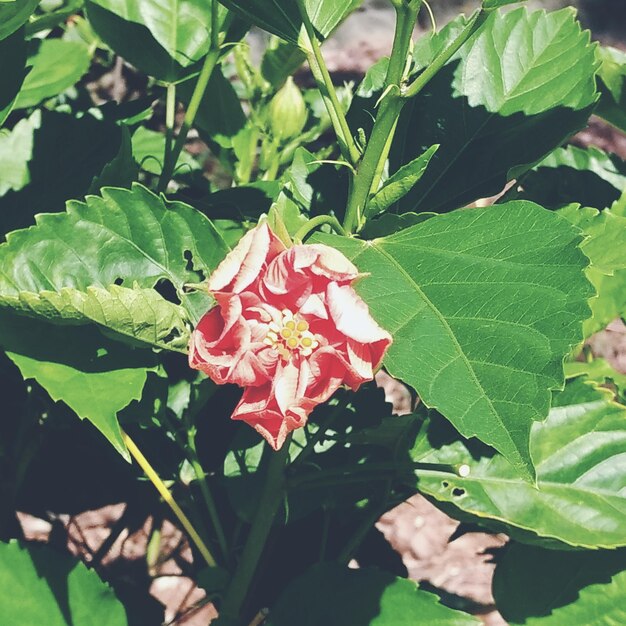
[518,145,626,210]
[0,27,27,126]
[261,39,306,88]
[493,543,626,625]
[88,0,226,67]
[414,378,626,549]
[0,312,156,458]
[0,183,230,324]
[266,564,479,626]
[0,111,138,235]
[132,126,199,176]
[85,1,200,83]
[316,202,592,480]
[0,540,129,625]
[385,8,597,213]
[0,0,39,41]
[15,39,91,109]
[217,0,362,46]
[596,45,626,133]
[179,67,246,146]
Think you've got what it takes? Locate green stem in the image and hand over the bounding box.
[343,1,421,233]
[293,215,346,243]
[157,47,220,193]
[403,9,487,100]
[187,430,230,562]
[121,429,217,568]
[296,0,360,166]
[219,439,292,622]
[161,83,177,185]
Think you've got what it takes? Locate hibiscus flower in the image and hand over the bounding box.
[189,222,391,449]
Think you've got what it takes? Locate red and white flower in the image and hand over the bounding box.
[189,222,391,449]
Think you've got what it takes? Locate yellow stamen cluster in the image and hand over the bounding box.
[264,309,319,360]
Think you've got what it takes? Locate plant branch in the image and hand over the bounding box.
[343,0,422,233]
[157,48,220,193]
[121,429,217,568]
[296,0,361,166]
[403,9,487,100]
[219,438,292,622]
[293,215,346,243]
[186,428,230,561]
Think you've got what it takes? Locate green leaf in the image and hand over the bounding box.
[2,284,190,352]
[482,0,526,8]
[266,564,479,626]
[316,202,593,480]
[519,145,626,210]
[85,1,199,83]
[14,39,91,109]
[596,45,626,133]
[0,312,156,458]
[558,205,626,336]
[0,27,27,126]
[179,67,246,146]
[360,212,434,239]
[0,540,129,626]
[385,8,597,213]
[493,543,626,625]
[0,110,139,235]
[0,0,39,40]
[217,0,362,46]
[132,126,199,176]
[88,0,226,67]
[457,8,597,116]
[565,358,626,402]
[414,377,626,549]
[0,115,32,196]
[0,183,230,324]
[261,39,306,88]
[367,145,438,217]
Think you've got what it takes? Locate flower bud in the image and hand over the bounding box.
[267,77,307,141]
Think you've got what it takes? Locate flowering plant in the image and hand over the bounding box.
[0,0,625,625]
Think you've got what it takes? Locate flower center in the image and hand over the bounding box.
[264,309,319,360]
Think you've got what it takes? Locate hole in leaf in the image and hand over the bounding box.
[114,277,123,286]
[162,328,182,345]
[452,487,465,498]
[155,278,181,305]
[441,481,449,488]
[184,250,206,282]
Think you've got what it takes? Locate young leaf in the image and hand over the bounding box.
[414,378,626,549]
[0,183,230,324]
[0,540,129,626]
[385,8,598,213]
[3,285,190,353]
[265,564,479,625]
[0,0,39,40]
[493,543,626,625]
[367,145,438,217]
[316,202,593,480]
[14,39,91,110]
[261,39,307,88]
[217,0,362,46]
[0,312,156,459]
